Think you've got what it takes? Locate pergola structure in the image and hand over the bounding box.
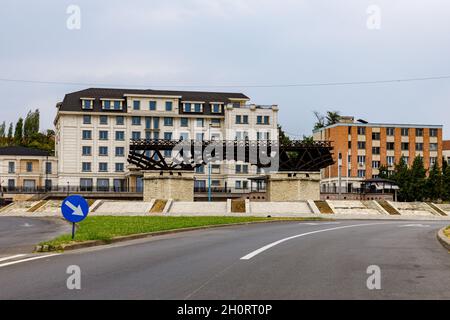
[127,139,334,172]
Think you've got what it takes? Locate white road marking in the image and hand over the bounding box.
[0,254,27,263]
[240,223,388,260]
[400,224,430,228]
[0,254,60,268]
[300,222,341,226]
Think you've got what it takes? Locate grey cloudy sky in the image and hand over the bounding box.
[1,0,449,137]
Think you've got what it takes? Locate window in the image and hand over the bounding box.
[82,99,93,109]
[82,162,91,172]
[26,162,33,172]
[165,101,173,111]
[402,156,409,164]
[372,132,380,140]
[211,164,221,174]
[149,101,157,111]
[196,166,205,174]
[99,146,108,156]
[83,115,91,124]
[133,100,141,110]
[132,131,141,140]
[82,146,91,156]
[179,132,189,141]
[257,132,270,140]
[211,118,221,126]
[357,127,366,135]
[194,103,202,112]
[257,116,270,125]
[82,130,92,140]
[211,180,220,187]
[430,128,438,137]
[430,143,438,151]
[103,100,111,109]
[132,116,141,126]
[8,179,15,190]
[164,132,173,140]
[116,116,124,125]
[387,156,395,166]
[236,164,249,174]
[416,143,424,151]
[45,162,52,174]
[153,132,159,140]
[99,163,108,172]
[180,118,189,127]
[386,127,395,136]
[211,104,222,113]
[235,181,242,189]
[430,157,437,166]
[372,161,380,168]
[357,170,366,178]
[115,131,125,141]
[153,117,159,129]
[401,128,409,136]
[416,128,423,137]
[164,117,173,126]
[401,142,409,151]
[183,103,192,112]
[348,141,352,149]
[387,142,395,150]
[357,156,366,165]
[372,147,380,155]
[80,178,93,191]
[115,163,124,172]
[99,131,108,140]
[97,179,109,191]
[8,162,15,173]
[196,118,204,127]
[357,141,366,149]
[236,115,248,124]
[99,115,108,125]
[113,101,121,110]
[196,133,204,141]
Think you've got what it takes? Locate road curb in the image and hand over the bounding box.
[34,218,331,253]
[437,227,450,251]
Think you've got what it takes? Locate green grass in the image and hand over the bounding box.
[40,216,325,249]
[445,226,450,239]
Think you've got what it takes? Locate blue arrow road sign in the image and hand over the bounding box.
[61,195,89,223]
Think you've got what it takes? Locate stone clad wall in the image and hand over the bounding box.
[267,172,320,201]
[143,171,194,201]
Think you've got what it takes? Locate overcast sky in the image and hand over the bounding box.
[1,0,449,137]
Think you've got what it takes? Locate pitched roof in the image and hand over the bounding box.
[0,146,51,157]
[58,88,250,112]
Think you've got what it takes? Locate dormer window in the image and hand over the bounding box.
[101,99,123,110]
[81,99,94,109]
[182,102,204,113]
[104,100,111,109]
[211,103,223,113]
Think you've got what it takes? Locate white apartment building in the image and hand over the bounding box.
[55,88,278,194]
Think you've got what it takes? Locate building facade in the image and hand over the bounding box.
[0,146,58,192]
[313,116,443,193]
[55,88,278,194]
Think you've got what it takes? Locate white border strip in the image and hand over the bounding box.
[240,223,388,260]
[0,254,27,263]
[0,254,60,268]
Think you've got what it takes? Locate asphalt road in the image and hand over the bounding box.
[0,220,449,299]
[0,217,70,255]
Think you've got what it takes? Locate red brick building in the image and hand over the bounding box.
[313,116,443,193]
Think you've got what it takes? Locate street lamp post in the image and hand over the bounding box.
[208,124,212,202]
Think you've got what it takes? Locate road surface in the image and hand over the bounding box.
[0,220,448,299]
[0,217,70,256]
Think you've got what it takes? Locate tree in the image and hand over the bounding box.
[409,156,426,201]
[14,118,23,145]
[0,121,5,138]
[7,123,13,144]
[378,165,390,179]
[313,111,326,130]
[278,125,291,144]
[425,162,443,201]
[325,111,341,126]
[391,157,411,201]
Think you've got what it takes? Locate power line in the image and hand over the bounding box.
[0,74,450,89]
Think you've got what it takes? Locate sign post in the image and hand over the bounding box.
[61,195,89,239]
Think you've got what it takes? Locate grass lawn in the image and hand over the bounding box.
[40,216,325,249]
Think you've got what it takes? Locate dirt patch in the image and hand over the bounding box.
[150,200,167,213]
